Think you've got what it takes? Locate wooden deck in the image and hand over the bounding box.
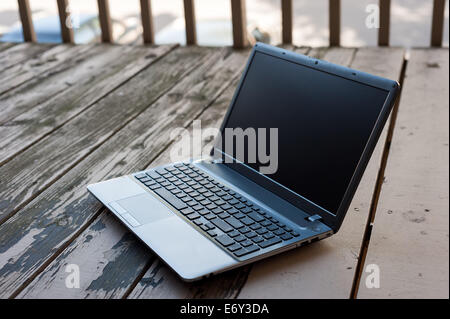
[0,43,447,299]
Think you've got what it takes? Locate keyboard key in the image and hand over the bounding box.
[153,188,187,210]
[228,208,239,215]
[273,229,286,236]
[194,219,204,226]
[180,208,194,215]
[252,236,264,243]
[248,212,264,222]
[187,212,200,220]
[259,237,282,248]
[256,228,268,235]
[246,244,260,253]
[239,227,251,234]
[240,217,254,226]
[250,224,261,230]
[234,212,246,219]
[291,232,300,237]
[228,243,242,252]
[215,234,234,246]
[234,235,246,242]
[225,216,244,229]
[205,213,216,220]
[245,231,257,238]
[260,220,272,227]
[135,173,147,179]
[263,233,275,239]
[281,233,293,240]
[207,230,217,237]
[149,184,161,190]
[146,171,160,179]
[211,218,233,233]
[233,248,250,257]
[241,207,252,214]
[267,224,278,231]
[241,240,253,247]
[228,230,240,238]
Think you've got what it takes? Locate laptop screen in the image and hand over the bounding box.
[217,51,389,215]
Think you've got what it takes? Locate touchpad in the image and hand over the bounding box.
[115,193,173,226]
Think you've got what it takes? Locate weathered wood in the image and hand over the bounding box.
[0,44,90,96]
[17,0,36,42]
[97,0,113,43]
[238,47,404,298]
[19,48,251,297]
[1,47,245,298]
[0,45,177,223]
[139,0,154,44]
[281,0,293,44]
[378,0,390,46]
[56,0,75,43]
[0,43,53,71]
[183,0,197,45]
[431,0,446,47]
[0,45,175,167]
[231,0,248,49]
[0,43,16,53]
[0,44,109,124]
[358,49,449,298]
[329,0,340,46]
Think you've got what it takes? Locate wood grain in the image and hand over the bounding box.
[358,49,449,298]
[16,48,250,299]
[0,43,53,71]
[4,47,246,298]
[0,45,175,166]
[0,44,108,124]
[0,44,90,96]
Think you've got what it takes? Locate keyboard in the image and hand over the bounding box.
[134,162,300,259]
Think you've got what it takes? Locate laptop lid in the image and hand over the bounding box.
[212,43,400,232]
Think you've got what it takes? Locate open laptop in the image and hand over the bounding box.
[88,43,399,281]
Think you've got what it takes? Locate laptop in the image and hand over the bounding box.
[88,43,400,281]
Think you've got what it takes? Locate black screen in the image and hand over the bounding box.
[220,51,388,214]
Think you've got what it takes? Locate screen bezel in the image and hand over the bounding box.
[212,43,400,232]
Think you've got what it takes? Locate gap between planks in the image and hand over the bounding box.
[349,53,408,299]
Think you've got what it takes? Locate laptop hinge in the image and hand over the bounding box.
[307,214,323,222]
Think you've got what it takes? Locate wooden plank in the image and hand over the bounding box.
[0,43,16,53]
[378,0,390,46]
[16,48,251,299]
[0,44,91,96]
[231,0,248,49]
[431,0,446,47]
[56,0,74,43]
[183,0,197,45]
[358,49,449,298]
[0,47,237,298]
[0,44,110,124]
[281,0,293,44]
[0,44,176,167]
[139,0,154,44]
[97,0,113,43]
[0,43,53,71]
[238,47,404,298]
[17,0,36,42]
[329,0,340,46]
[0,45,176,222]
